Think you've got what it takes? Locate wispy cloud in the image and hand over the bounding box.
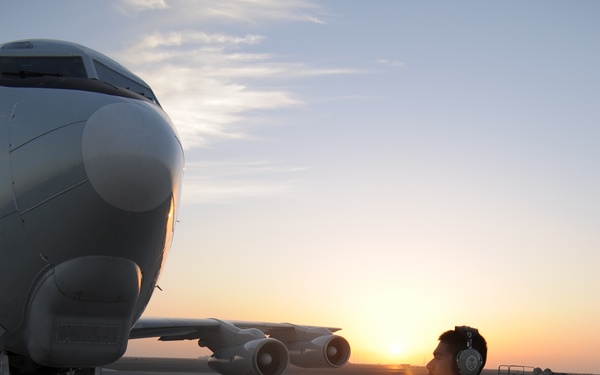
[117,26,355,148]
[119,0,327,24]
[117,0,168,14]
[122,33,301,148]
[128,31,264,53]
[181,160,307,204]
[377,59,406,68]
[113,0,353,202]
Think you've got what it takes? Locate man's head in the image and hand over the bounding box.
[426,326,487,375]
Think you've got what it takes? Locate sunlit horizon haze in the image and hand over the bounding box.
[2,1,599,373]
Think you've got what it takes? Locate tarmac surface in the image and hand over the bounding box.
[104,357,432,375]
[104,357,589,375]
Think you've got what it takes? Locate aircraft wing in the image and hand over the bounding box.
[129,317,222,340]
[130,317,351,375]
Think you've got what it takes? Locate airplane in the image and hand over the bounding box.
[0,39,350,375]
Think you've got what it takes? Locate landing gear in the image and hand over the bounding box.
[1,352,9,375]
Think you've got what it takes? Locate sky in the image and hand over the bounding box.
[2,0,600,373]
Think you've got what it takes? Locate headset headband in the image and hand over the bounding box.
[455,326,479,346]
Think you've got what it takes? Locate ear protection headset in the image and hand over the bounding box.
[454,326,483,375]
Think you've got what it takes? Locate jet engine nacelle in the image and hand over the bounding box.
[207,337,290,375]
[288,334,351,368]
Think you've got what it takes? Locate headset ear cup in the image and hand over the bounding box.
[456,348,482,375]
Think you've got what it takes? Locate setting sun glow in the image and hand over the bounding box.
[390,344,403,356]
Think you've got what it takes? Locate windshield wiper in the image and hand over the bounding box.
[1,70,63,78]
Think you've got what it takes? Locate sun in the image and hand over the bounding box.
[390,343,403,356]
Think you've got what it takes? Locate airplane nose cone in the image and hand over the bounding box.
[82,101,183,212]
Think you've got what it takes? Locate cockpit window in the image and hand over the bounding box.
[0,56,87,78]
[93,60,159,104]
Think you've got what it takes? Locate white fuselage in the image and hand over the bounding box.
[0,70,183,367]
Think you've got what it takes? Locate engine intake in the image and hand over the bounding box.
[289,334,351,368]
[207,337,289,375]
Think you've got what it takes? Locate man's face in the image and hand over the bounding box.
[426,341,455,375]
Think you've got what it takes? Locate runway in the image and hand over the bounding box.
[104,357,430,375]
[105,358,576,375]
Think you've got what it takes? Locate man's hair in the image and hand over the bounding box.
[439,327,488,375]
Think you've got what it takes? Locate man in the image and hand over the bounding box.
[426,326,488,375]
